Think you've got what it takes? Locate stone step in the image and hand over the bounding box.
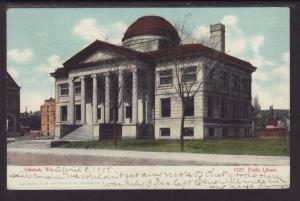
[62,125,93,140]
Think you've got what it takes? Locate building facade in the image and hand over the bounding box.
[51,16,256,140]
[6,71,20,135]
[40,98,56,136]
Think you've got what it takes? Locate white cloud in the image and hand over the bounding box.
[252,51,290,110]
[192,25,210,44]
[221,15,241,34]
[226,37,247,57]
[253,70,268,82]
[7,48,33,63]
[282,51,290,64]
[38,54,63,74]
[73,18,107,42]
[73,18,129,45]
[249,35,264,54]
[249,54,276,68]
[7,66,19,80]
[113,21,128,34]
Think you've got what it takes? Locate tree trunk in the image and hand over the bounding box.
[180,101,185,151]
[113,107,117,147]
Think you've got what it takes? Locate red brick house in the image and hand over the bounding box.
[40,98,56,136]
[6,71,20,135]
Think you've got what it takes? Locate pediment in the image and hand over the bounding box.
[63,40,128,67]
[80,50,116,64]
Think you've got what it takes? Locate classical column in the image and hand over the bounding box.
[118,71,124,123]
[132,69,138,123]
[92,74,98,124]
[68,77,75,124]
[80,76,86,124]
[105,73,110,123]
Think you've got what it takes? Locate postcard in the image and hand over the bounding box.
[6,6,290,189]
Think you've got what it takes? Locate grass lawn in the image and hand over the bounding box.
[56,137,289,156]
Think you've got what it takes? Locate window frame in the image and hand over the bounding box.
[181,66,197,83]
[60,105,68,122]
[183,127,194,136]
[161,98,171,117]
[75,104,81,121]
[159,69,173,86]
[160,128,171,137]
[59,83,69,96]
[74,81,81,95]
[183,96,194,117]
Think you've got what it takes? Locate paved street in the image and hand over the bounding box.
[7,140,290,166]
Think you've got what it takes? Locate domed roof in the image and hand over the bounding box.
[122,16,180,43]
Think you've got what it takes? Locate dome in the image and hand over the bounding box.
[122,16,180,43]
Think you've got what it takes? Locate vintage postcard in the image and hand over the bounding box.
[6,6,290,189]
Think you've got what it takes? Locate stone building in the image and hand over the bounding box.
[51,16,256,140]
[40,98,56,136]
[5,71,20,135]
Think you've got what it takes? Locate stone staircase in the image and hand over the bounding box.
[62,125,93,141]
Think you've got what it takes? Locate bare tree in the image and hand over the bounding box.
[163,14,222,151]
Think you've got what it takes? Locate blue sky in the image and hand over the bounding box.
[7,7,289,112]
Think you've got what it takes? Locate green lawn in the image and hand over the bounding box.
[56,137,289,156]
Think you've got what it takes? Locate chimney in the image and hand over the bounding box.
[210,23,225,52]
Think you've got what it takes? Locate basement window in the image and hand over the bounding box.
[160,128,170,137]
[184,127,194,136]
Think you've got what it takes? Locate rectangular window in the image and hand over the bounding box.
[221,99,227,118]
[161,98,171,117]
[97,107,101,120]
[219,71,228,88]
[75,105,81,121]
[59,83,69,96]
[61,106,68,122]
[234,128,239,137]
[184,127,194,136]
[209,127,215,137]
[160,128,170,136]
[126,106,132,118]
[207,97,214,118]
[159,70,173,85]
[74,81,81,95]
[232,102,237,119]
[243,104,248,119]
[182,66,197,82]
[184,97,194,116]
[222,127,228,137]
[232,75,239,90]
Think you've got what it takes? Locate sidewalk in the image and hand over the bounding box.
[7,146,290,166]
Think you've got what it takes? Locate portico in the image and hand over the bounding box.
[63,63,151,139]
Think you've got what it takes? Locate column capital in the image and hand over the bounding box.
[79,75,86,80]
[130,68,138,73]
[68,77,74,82]
[103,72,110,77]
[91,74,98,78]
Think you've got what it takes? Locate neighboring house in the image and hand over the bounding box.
[5,71,20,136]
[266,118,278,129]
[40,98,56,136]
[51,16,256,140]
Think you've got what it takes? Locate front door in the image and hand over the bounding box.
[86,103,93,125]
